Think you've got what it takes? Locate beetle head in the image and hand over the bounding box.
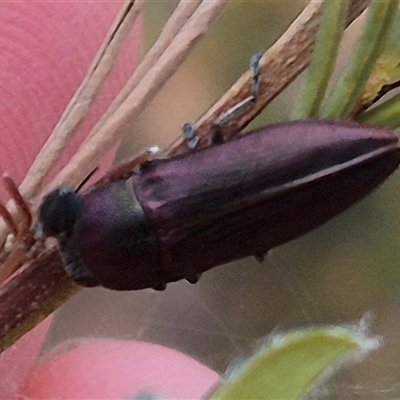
[39,187,81,237]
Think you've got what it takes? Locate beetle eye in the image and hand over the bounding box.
[39,187,81,237]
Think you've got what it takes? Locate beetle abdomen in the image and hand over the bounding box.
[131,120,400,283]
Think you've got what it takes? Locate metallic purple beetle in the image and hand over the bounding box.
[39,120,400,290]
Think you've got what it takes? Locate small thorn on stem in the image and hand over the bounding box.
[0,175,34,285]
[2,174,32,235]
[0,203,18,237]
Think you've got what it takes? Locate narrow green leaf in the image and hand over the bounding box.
[321,0,398,119]
[383,10,400,59]
[379,8,400,80]
[291,0,349,120]
[358,92,400,129]
[359,9,400,107]
[208,325,380,400]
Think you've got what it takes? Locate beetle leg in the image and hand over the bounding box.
[253,252,266,263]
[250,52,263,99]
[183,52,264,148]
[214,52,263,128]
[58,232,100,287]
[214,97,255,129]
[185,272,202,284]
[153,282,167,291]
[182,122,200,149]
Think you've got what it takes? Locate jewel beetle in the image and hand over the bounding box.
[38,120,400,290]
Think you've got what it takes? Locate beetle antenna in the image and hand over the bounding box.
[76,167,99,192]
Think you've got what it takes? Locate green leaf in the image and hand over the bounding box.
[291,0,349,120]
[358,8,400,107]
[208,325,380,400]
[321,0,398,119]
[351,7,400,118]
[376,7,400,84]
[358,92,400,129]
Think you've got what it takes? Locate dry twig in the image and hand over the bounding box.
[0,0,370,354]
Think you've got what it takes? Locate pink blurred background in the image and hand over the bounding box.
[1,1,400,399]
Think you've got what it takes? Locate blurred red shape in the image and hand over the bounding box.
[18,338,221,399]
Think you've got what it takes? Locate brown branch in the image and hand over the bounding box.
[0,249,79,353]
[166,0,371,157]
[0,0,371,355]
